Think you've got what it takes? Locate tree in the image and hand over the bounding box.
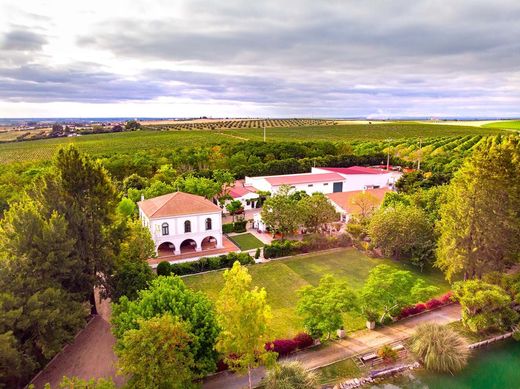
[297,275,358,339]
[125,120,141,131]
[261,185,301,238]
[35,146,118,311]
[109,220,156,302]
[368,204,435,269]
[453,279,518,333]
[264,361,319,389]
[54,376,116,388]
[116,197,136,218]
[436,137,520,281]
[411,323,469,373]
[226,200,243,222]
[298,193,338,232]
[351,191,380,219]
[361,264,438,322]
[50,123,64,136]
[215,262,275,389]
[111,276,219,377]
[175,175,222,199]
[117,314,196,389]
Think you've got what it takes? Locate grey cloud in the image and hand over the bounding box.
[1,29,47,51]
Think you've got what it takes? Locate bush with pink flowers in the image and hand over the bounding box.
[293,332,314,349]
[265,339,298,356]
[397,292,453,320]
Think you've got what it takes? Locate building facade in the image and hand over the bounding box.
[138,192,223,256]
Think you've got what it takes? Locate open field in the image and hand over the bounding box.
[183,248,450,339]
[483,120,520,130]
[0,122,506,164]
[227,233,264,250]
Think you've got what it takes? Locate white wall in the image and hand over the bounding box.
[312,168,401,192]
[140,210,223,255]
[244,175,346,195]
[224,192,260,213]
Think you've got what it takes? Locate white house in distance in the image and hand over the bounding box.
[225,179,261,212]
[327,187,389,222]
[311,166,401,191]
[138,192,223,256]
[245,171,347,195]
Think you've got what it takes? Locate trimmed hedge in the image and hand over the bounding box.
[222,220,248,233]
[156,252,254,276]
[222,223,234,233]
[263,233,352,259]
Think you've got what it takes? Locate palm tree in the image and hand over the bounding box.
[264,361,320,389]
[411,323,469,373]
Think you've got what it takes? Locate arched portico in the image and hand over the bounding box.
[157,241,175,257]
[201,236,217,250]
[180,238,198,253]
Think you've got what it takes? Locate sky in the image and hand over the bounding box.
[0,0,519,118]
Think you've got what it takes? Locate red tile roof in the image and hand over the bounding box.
[264,172,344,186]
[138,192,221,218]
[229,180,257,198]
[326,188,389,214]
[319,166,388,175]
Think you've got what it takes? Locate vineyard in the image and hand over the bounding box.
[483,120,520,130]
[145,118,336,131]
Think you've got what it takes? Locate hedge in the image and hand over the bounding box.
[222,223,234,233]
[156,252,254,276]
[222,220,248,233]
[397,292,453,320]
[263,233,352,259]
[264,332,315,357]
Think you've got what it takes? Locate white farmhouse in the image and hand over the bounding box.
[244,171,347,195]
[311,166,401,191]
[138,192,223,256]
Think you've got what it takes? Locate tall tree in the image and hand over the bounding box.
[361,264,438,322]
[298,193,338,232]
[261,185,301,238]
[436,136,520,281]
[112,276,219,377]
[117,314,196,389]
[351,191,380,219]
[36,146,118,311]
[216,262,275,389]
[297,275,357,339]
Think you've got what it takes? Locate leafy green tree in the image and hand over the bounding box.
[298,193,338,232]
[350,191,380,219]
[226,199,243,222]
[109,220,156,302]
[0,331,30,388]
[125,120,141,131]
[175,175,221,199]
[436,136,520,281]
[116,197,136,218]
[261,185,301,238]
[123,173,149,192]
[411,323,469,373]
[112,276,219,377]
[453,279,518,333]
[216,262,275,389]
[117,314,196,389]
[54,376,116,388]
[368,204,435,268]
[297,275,358,339]
[361,264,438,322]
[264,361,319,389]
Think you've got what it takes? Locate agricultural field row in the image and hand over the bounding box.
[482,120,520,130]
[0,122,506,165]
[145,118,336,131]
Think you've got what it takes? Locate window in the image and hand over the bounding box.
[161,223,169,236]
[184,220,191,233]
[324,183,329,186]
[205,217,212,230]
[308,184,313,187]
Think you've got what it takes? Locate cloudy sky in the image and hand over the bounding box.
[1,0,519,118]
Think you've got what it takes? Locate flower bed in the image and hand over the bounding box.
[397,292,453,320]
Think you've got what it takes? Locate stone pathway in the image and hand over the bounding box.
[203,304,461,389]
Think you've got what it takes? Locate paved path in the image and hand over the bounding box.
[203,304,461,389]
[30,295,124,388]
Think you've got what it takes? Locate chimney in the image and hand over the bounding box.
[141,194,145,201]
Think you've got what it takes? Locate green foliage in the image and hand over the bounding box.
[156,261,171,276]
[116,197,136,218]
[55,376,116,388]
[436,136,520,281]
[222,223,234,233]
[226,199,243,219]
[255,248,261,259]
[368,204,435,268]
[297,275,358,339]
[264,361,319,389]
[216,262,275,387]
[175,174,221,199]
[159,252,254,276]
[261,185,301,238]
[411,323,469,373]
[361,264,438,322]
[298,193,338,232]
[111,275,219,377]
[125,120,142,131]
[377,344,398,363]
[117,314,196,389]
[453,279,518,333]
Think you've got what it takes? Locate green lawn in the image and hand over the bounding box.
[228,233,264,250]
[483,120,520,131]
[183,248,450,338]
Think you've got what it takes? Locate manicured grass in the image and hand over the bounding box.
[483,120,520,131]
[317,358,361,384]
[228,233,264,250]
[183,248,451,339]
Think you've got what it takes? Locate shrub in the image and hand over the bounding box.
[222,223,234,233]
[439,291,453,304]
[377,345,398,363]
[233,220,247,233]
[265,339,298,357]
[156,261,171,276]
[255,248,261,259]
[168,253,254,276]
[264,361,319,389]
[415,303,427,313]
[425,298,442,310]
[293,333,314,349]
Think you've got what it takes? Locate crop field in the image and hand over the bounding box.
[145,118,336,130]
[0,122,506,164]
[483,120,520,130]
[183,248,450,339]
